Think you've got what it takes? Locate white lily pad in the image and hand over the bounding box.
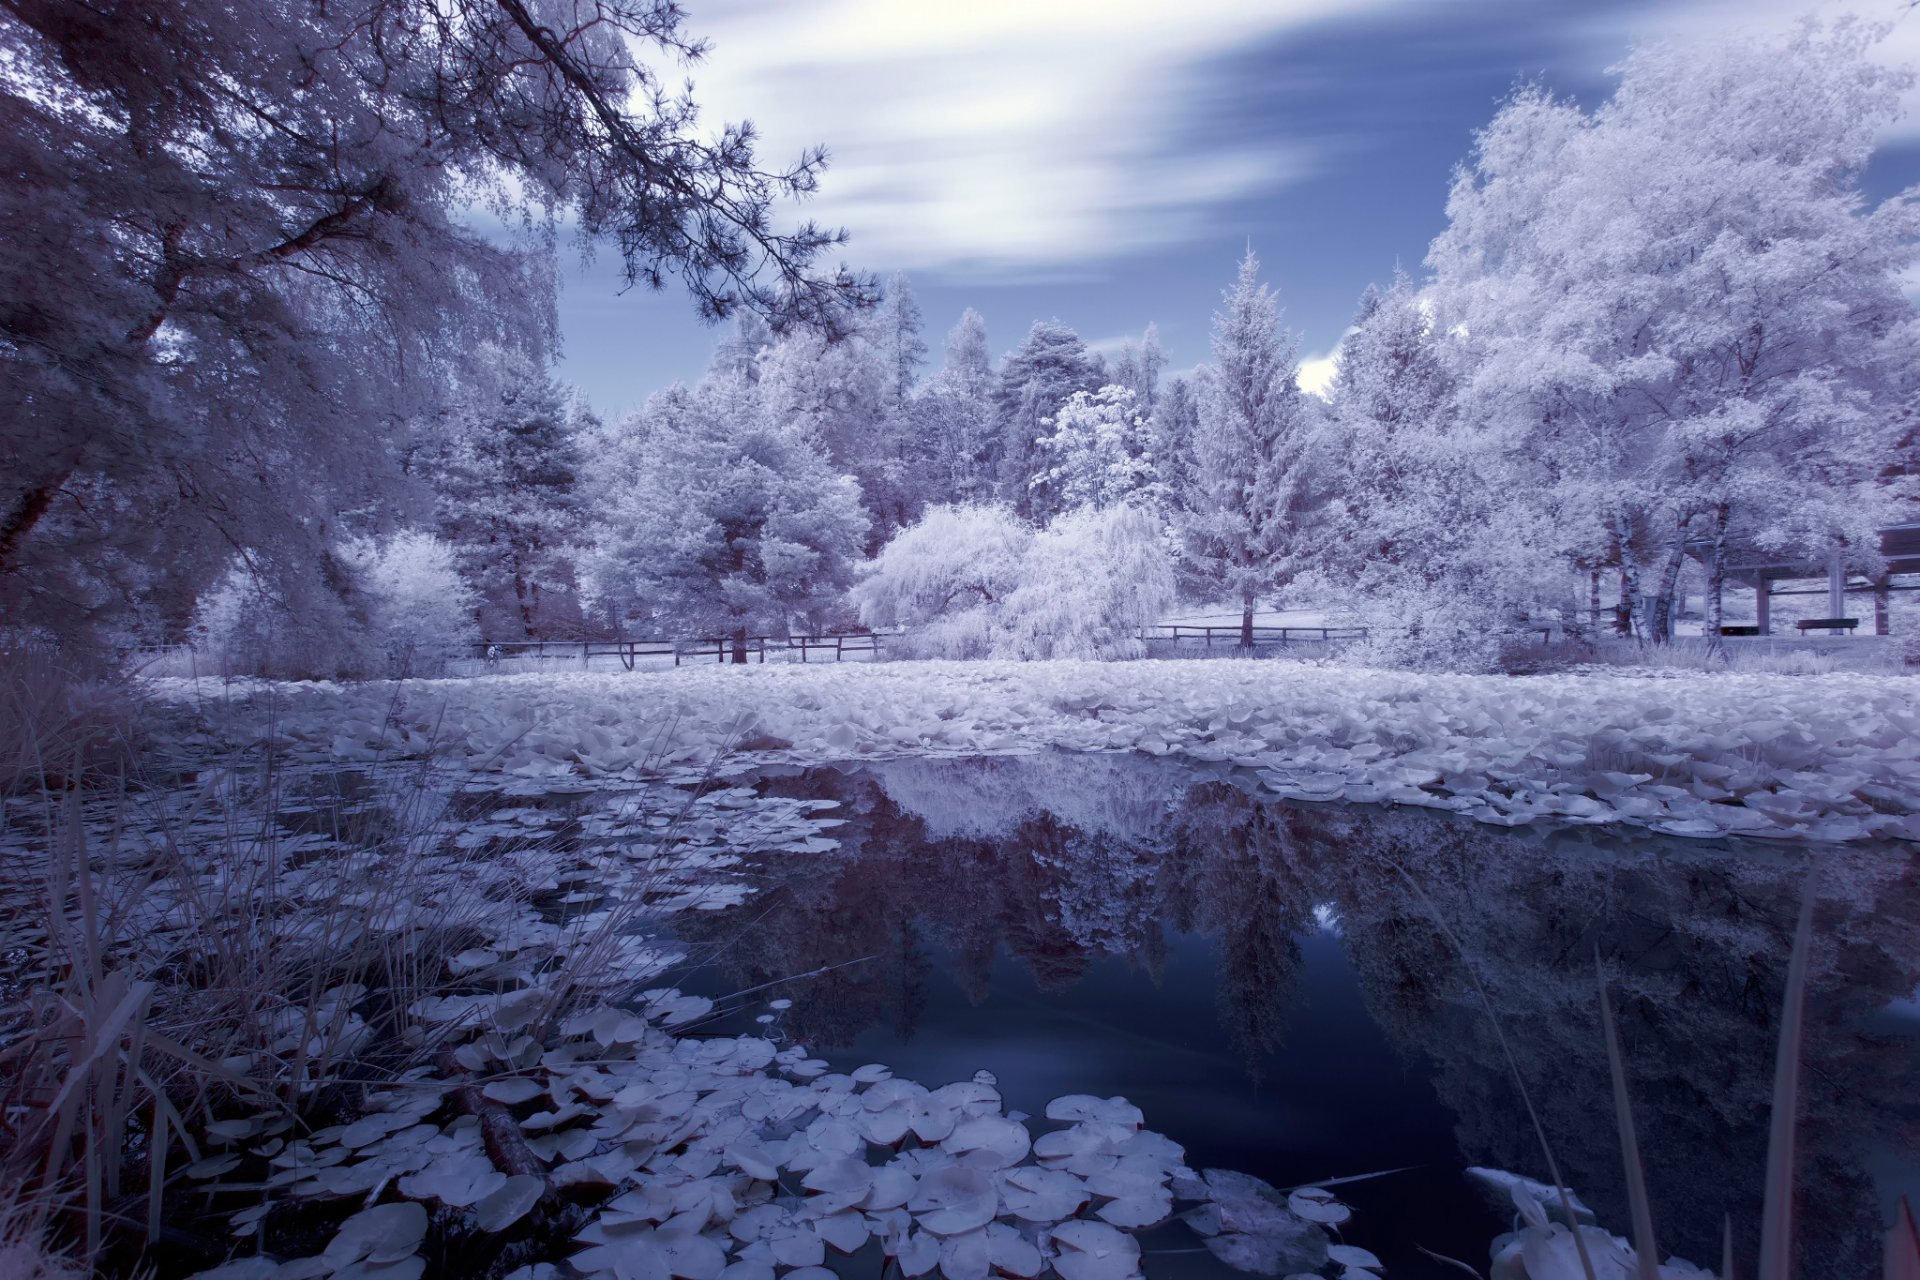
[475,1174,545,1232]
[323,1202,428,1269]
[1287,1186,1352,1226]
[909,1164,999,1236]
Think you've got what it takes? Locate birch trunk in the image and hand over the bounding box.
[1704,503,1729,639]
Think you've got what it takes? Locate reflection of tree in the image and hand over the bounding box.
[1165,783,1315,1078]
[1307,805,1920,1276]
[676,756,1920,1276]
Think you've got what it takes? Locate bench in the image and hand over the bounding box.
[1795,617,1859,635]
[1715,625,1761,637]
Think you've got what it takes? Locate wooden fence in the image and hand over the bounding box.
[476,632,888,669]
[1146,624,1369,649]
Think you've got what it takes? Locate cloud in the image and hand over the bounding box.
[1296,347,1340,399]
[667,1,1406,276]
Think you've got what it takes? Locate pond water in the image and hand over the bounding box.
[666,752,1920,1279]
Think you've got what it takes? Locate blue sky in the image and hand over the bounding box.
[555,0,1920,419]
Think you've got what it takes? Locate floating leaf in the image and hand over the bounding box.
[475,1174,545,1232]
[1286,1186,1352,1226]
[910,1165,999,1236]
[323,1202,428,1269]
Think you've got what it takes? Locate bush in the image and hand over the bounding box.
[999,505,1176,661]
[193,533,477,679]
[342,532,480,676]
[853,505,1032,659]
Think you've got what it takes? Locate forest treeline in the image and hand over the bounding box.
[3,9,1915,674]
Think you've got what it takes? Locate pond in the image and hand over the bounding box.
[663,752,1920,1279]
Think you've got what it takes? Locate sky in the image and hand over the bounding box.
[553,0,1920,419]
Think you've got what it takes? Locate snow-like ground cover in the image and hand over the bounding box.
[154,660,1920,843]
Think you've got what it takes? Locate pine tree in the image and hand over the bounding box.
[422,360,589,641]
[580,365,868,660]
[920,309,999,503]
[992,321,1105,519]
[1183,251,1320,647]
[871,274,929,410]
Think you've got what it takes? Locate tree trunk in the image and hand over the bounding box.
[1240,588,1255,650]
[730,626,749,664]
[1615,566,1638,638]
[1644,530,1689,646]
[0,473,69,575]
[1651,548,1681,652]
[1875,576,1891,636]
[1704,502,1729,641]
[1587,568,1601,640]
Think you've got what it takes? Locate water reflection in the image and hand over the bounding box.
[674,753,1920,1277]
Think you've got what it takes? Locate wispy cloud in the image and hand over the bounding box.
[1296,347,1340,399]
[671,1,1406,277]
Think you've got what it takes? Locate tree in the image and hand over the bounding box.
[580,368,868,661]
[0,0,866,656]
[1110,324,1166,415]
[1183,252,1321,647]
[1313,274,1534,668]
[992,321,1105,519]
[1428,20,1920,643]
[418,357,590,640]
[1001,505,1176,661]
[870,274,929,411]
[1032,386,1162,514]
[340,531,481,676]
[851,504,1033,658]
[919,309,999,503]
[758,322,917,552]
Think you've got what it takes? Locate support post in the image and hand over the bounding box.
[1757,575,1771,636]
[1875,576,1891,637]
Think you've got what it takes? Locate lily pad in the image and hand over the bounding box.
[475,1174,545,1232]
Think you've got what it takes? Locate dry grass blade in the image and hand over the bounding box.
[1417,1244,1487,1277]
[1595,950,1660,1279]
[1887,1197,1920,1280]
[1388,859,1597,1280]
[1756,876,1816,1280]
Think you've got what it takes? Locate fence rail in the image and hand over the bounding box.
[476,632,888,669]
[1147,624,1369,648]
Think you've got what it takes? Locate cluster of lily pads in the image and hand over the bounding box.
[152,659,1920,843]
[185,987,1387,1280]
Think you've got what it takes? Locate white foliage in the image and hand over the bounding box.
[342,531,481,676]
[1426,21,1919,640]
[857,503,1175,662]
[1001,506,1176,661]
[852,505,1032,658]
[1033,385,1162,514]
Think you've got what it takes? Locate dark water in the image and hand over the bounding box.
[673,752,1920,1279]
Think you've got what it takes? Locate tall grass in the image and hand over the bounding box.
[0,680,711,1274]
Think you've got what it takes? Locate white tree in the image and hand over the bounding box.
[851,504,1033,658]
[1182,251,1322,647]
[1002,505,1176,661]
[580,368,868,660]
[993,321,1105,519]
[919,309,999,503]
[1428,21,1920,642]
[342,531,480,675]
[1313,274,1539,669]
[1,0,865,658]
[1032,385,1162,514]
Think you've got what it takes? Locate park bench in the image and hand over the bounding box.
[1795,617,1858,635]
[1715,625,1761,637]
